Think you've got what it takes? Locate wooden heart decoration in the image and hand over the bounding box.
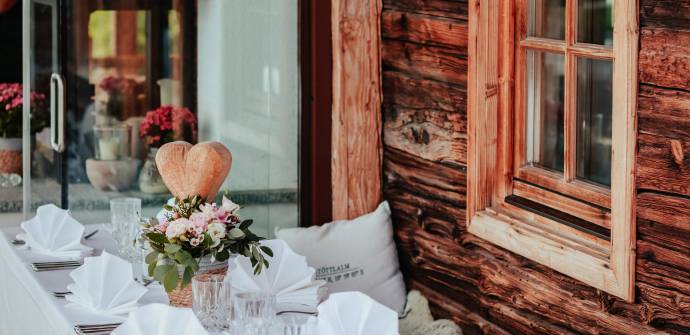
[155,141,232,201]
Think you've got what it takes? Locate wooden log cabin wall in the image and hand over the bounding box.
[379,0,690,334]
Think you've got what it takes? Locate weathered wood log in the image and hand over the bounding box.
[639,27,690,91]
[382,10,468,49]
[394,223,669,335]
[637,133,690,196]
[383,0,468,21]
[382,39,467,84]
[638,84,690,139]
[640,0,690,28]
[331,0,383,220]
[383,70,467,112]
[383,105,467,165]
[637,192,690,236]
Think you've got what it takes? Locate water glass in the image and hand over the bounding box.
[108,198,142,265]
[232,292,277,332]
[192,274,233,332]
[271,315,317,335]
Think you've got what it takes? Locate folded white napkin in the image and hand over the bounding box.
[112,303,209,335]
[226,239,327,313]
[317,292,399,335]
[65,252,148,316]
[18,204,93,259]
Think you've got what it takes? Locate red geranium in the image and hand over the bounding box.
[0,83,47,138]
[140,106,197,148]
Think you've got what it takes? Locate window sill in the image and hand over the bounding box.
[468,207,631,301]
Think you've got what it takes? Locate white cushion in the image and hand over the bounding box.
[275,201,407,314]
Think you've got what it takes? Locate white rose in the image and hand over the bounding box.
[166,218,192,240]
[222,196,240,214]
[207,222,227,247]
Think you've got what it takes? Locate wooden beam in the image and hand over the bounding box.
[331,0,383,219]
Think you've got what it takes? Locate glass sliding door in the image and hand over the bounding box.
[23,0,301,234]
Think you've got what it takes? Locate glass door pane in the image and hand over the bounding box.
[23,0,62,218]
[198,0,300,236]
[62,0,196,223]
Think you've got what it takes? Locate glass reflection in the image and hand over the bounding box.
[576,58,612,186]
[526,51,565,172]
[527,0,566,40]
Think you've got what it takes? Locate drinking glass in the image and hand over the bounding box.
[108,198,142,272]
[270,315,317,335]
[232,292,277,333]
[193,274,232,332]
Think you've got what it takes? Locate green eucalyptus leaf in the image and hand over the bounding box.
[189,259,200,272]
[239,219,253,230]
[145,251,159,264]
[228,228,245,239]
[251,245,261,261]
[146,232,168,246]
[148,261,157,277]
[259,246,273,258]
[162,267,179,292]
[182,266,194,286]
[215,250,230,262]
[164,243,182,254]
[154,264,174,281]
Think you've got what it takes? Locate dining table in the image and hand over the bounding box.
[0,224,168,335]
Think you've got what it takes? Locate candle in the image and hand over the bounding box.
[98,138,121,160]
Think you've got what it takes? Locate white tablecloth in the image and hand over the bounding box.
[0,225,168,335]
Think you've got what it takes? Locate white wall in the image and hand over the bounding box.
[197,0,299,193]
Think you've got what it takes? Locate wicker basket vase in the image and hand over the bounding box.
[168,255,229,307]
[0,138,22,174]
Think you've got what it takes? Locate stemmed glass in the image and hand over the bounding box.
[108,197,142,279]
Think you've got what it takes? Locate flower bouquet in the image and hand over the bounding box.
[142,195,272,293]
[140,106,197,148]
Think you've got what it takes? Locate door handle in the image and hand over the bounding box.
[50,73,65,152]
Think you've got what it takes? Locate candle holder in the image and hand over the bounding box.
[94,125,131,161]
[86,124,140,191]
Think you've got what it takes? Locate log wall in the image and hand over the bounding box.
[380,0,690,334]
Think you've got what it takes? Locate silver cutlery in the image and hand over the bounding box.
[12,229,99,246]
[31,261,82,272]
[74,323,121,334]
[51,291,71,298]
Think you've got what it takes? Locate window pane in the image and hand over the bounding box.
[576,58,612,186]
[526,51,565,172]
[578,0,613,46]
[527,0,565,40]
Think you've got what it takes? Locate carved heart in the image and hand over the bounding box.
[155,141,232,201]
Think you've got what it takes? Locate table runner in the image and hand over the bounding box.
[0,225,167,335]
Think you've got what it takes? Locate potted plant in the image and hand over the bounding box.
[0,83,47,174]
[138,106,197,193]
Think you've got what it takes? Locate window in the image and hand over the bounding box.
[468,0,637,301]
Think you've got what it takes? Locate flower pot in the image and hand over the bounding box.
[138,148,169,193]
[0,138,22,174]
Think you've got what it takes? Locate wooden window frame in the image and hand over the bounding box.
[468,0,638,302]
